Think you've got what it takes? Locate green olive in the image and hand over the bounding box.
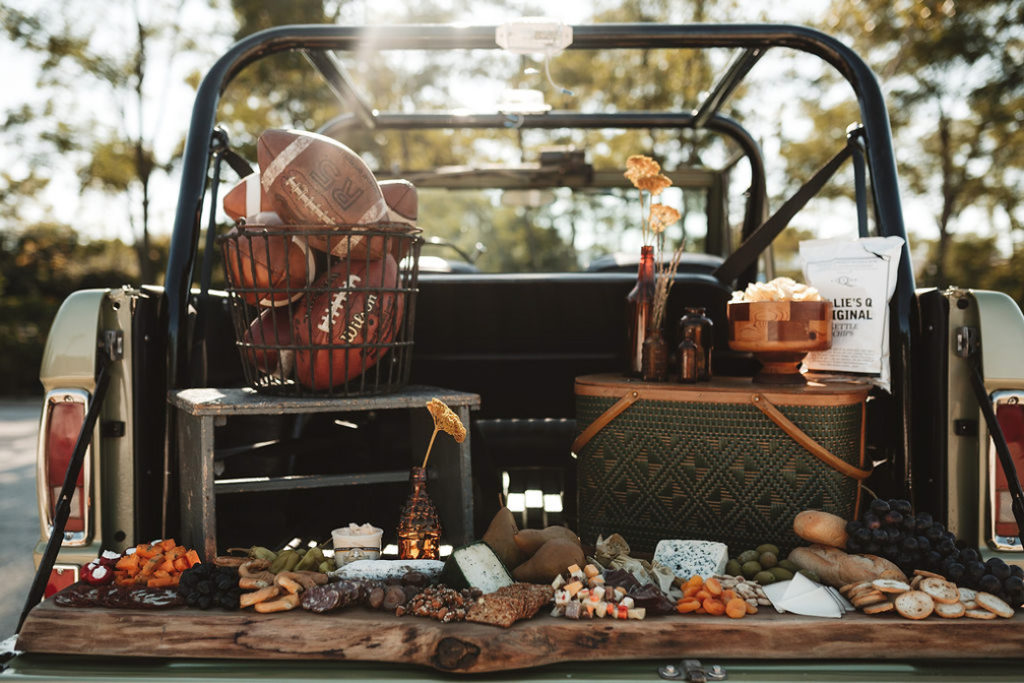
[769,566,794,581]
[741,561,762,579]
[778,559,799,572]
[738,549,760,564]
[725,559,742,577]
[754,570,777,585]
[756,543,780,557]
[759,551,778,569]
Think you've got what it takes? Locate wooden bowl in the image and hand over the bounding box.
[727,300,832,384]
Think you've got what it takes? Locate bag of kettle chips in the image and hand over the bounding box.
[799,237,904,392]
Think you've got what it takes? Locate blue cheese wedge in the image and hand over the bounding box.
[329,559,444,582]
[441,541,514,594]
[653,540,729,580]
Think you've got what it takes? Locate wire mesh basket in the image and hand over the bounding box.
[220,222,422,397]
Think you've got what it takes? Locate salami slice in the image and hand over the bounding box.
[301,584,343,613]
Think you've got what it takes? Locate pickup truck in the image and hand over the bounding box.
[4,20,1024,681]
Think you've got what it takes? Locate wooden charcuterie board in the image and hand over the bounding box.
[17,599,1024,673]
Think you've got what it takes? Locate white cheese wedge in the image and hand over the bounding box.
[652,539,728,580]
[440,541,514,594]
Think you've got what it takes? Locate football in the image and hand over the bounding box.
[379,179,418,224]
[292,254,405,390]
[223,225,315,307]
[222,172,266,222]
[242,307,295,378]
[257,128,388,227]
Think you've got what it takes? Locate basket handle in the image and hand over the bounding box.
[571,390,640,456]
[750,392,872,480]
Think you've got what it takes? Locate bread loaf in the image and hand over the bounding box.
[793,510,849,549]
[787,544,907,588]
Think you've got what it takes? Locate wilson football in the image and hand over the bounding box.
[292,254,405,390]
[257,128,388,227]
[379,179,418,224]
[222,172,266,222]
[242,307,295,378]
[223,226,315,307]
[306,178,420,260]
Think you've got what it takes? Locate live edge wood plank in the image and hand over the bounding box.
[17,600,1024,674]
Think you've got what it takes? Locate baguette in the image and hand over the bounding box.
[792,510,848,549]
[787,544,906,588]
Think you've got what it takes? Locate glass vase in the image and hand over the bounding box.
[678,307,714,381]
[397,466,442,560]
[641,328,669,381]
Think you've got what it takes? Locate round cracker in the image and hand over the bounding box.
[934,601,966,619]
[976,592,1015,618]
[845,581,876,598]
[862,600,895,615]
[872,579,911,594]
[965,608,997,620]
[913,569,946,580]
[910,575,923,589]
[894,590,934,620]
[958,587,977,603]
[919,577,960,604]
[852,590,888,608]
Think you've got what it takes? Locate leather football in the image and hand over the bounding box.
[292,254,405,390]
[242,307,295,377]
[223,225,315,307]
[257,128,388,227]
[379,179,418,224]
[222,173,266,222]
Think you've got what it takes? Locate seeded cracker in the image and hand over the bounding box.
[466,583,553,628]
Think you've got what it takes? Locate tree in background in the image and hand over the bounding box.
[1,0,227,283]
[810,0,1023,291]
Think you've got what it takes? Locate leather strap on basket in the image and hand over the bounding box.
[571,390,640,456]
[750,392,872,480]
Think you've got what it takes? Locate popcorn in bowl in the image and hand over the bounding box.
[730,277,822,303]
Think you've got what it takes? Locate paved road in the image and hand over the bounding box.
[0,399,42,638]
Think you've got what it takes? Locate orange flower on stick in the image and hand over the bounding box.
[421,398,466,468]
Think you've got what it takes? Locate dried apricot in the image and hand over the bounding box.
[695,589,712,602]
[725,598,747,619]
[683,584,702,599]
[703,598,726,616]
[685,575,704,589]
[676,598,701,614]
[721,589,737,603]
[745,602,758,615]
[705,577,723,596]
[695,606,707,614]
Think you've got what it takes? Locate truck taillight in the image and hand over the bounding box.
[44,564,80,598]
[38,389,92,545]
[992,398,1024,540]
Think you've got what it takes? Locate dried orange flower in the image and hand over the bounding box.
[624,154,661,187]
[427,398,466,443]
[649,204,681,234]
[636,173,672,197]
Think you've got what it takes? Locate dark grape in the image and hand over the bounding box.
[901,536,920,553]
[966,561,987,581]
[937,538,956,556]
[1011,565,1024,580]
[915,511,933,528]
[896,552,916,570]
[1003,575,1024,594]
[891,499,913,516]
[854,527,873,544]
[872,528,889,544]
[846,537,863,554]
[864,542,881,555]
[881,544,900,559]
[979,574,1002,594]
[863,512,882,530]
[884,510,904,527]
[197,594,212,610]
[986,558,1011,580]
[900,515,917,533]
[925,551,943,570]
[869,499,891,516]
[945,562,966,583]
[957,548,977,564]
[885,527,903,543]
[845,519,863,535]
[916,536,931,553]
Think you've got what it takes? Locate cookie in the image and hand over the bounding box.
[894,590,934,620]
[919,577,959,605]
[976,592,1015,618]
[934,601,966,619]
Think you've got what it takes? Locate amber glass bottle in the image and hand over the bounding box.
[626,245,656,376]
[397,466,442,560]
